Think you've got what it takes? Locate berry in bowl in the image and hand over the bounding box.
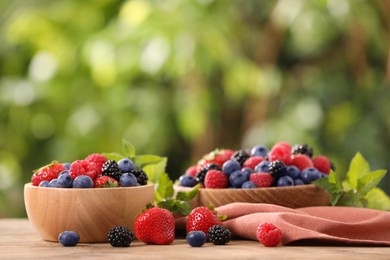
[24,146,160,243]
[175,142,331,208]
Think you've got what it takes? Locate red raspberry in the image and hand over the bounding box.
[312,155,331,174]
[69,160,99,180]
[272,142,292,152]
[290,154,313,171]
[249,172,274,188]
[256,223,282,247]
[31,162,66,186]
[243,156,265,169]
[268,146,292,165]
[85,153,107,175]
[204,170,229,188]
[185,165,198,177]
[94,176,119,188]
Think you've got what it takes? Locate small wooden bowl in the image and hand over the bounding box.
[24,183,154,243]
[174,184,330,209]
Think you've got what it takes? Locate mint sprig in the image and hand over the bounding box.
[314,152,390,210]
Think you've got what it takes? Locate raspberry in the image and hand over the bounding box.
[312,155,331,174]
[69,160,99,180]
[290,154,314,171]
[243,156,265,169]
[31,162,67,186]
[196,163,221,185]
[292,144,314,158]
[271,142,292,152]
[204,170,229,188]
[268,146,292,165]
[85,153,107,175]
[185,165,198,177]
[256,223,282,247]
[249,172,274,188]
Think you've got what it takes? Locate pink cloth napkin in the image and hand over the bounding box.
[176,203,390,246]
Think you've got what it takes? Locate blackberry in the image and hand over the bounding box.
[268,160,287,178]
[207,225,232,245]
[130,169,148,185]
[107,226,134,247]
[196,164,221,184]
[102,160,122,181]
[231,150,250,166]
[292,144,314,158]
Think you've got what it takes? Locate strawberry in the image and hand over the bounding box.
[93,176,118,188]
[31,161,66,186]
[204,170,229,188]
[198,149,234,168]
[290,154,314,171]
[312,155,331,174]
[85,153,107,175]
[134,206,175,245]
[256,223,282,247]
[69,160,99,180]
[250,172,274,188]
[268,145,292,165]
[243,156,265,169]
[186,206,223,235]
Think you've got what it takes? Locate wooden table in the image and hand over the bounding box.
[1,219,390,259]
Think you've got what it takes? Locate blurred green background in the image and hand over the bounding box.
[1,0,390,217]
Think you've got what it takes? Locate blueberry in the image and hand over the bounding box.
[250,145,269,157]
[38,180,50,187]
[179,175,198,187]
[186,231,206,247]
[58,231,80,246]
[301,167,321,184]
[57,174,73,188]
[241,181,256,188]
[222,160,241,176]
[286,166,301,179]
[73,175,93,188]
[294,178,305,185]
[241,167,253,178]
[254,160,269,173]
[58,170,69,176]
[229,170,248,188]
[276,176,294,187]
[62,163,71,170]
[120,172,139,187]
[49,179,59,188]
[118,158,135,173]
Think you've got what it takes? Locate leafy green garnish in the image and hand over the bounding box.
[104,139,199,215]
[314,152,390,210]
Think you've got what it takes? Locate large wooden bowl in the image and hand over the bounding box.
[174,184,330,209]
[24,183,154,243]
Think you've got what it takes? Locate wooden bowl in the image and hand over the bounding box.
[24,183,154,243]
[174,184,330,209]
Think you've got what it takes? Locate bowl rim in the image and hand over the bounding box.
[174,183,324,192]
[24,182,154,191]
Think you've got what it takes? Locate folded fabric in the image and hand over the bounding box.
[176,203,390,246]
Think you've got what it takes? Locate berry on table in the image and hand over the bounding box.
[249,172,274,188]
[207,225,232,245]
[222,159,241,176]
[186,206,222,235]
[130,169,148,185]
[186,231,207,247]
[204,170,229,189]
[108,226,134,247]
[179,175,198,187]
[120,172,139,187]
[117,158,135,173]
[102,160,122,181]
[256,223,282,247]
[57,173,73,188]
[250,145,269,157]
[73,175,94,188]
[58,231,80,247]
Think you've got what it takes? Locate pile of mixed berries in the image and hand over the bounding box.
[178,142,334,189]
[31,154,148,188]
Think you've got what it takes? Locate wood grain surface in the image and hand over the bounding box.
[1,219,390,259]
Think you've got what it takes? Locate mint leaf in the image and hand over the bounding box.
[346,152,370,189]
[142,157,167,183]
[356,169,387,196]
[157,199,193,215]
[155,172,174,202]
[314,176,340,206]
[102,152,124,162]
[365,188,390,211]
[176,184,200,201]
[134,155,166,168]
[336,190,366,208]
[122,139,136,159]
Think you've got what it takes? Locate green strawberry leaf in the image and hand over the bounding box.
[157,199,193,215]
[122,139,136,159]
[356,169,387,196]
[155,172,174,202]
[176,184,200,201]
[141,157,167,184]
[346,152,370,189]
[365,188,390,211]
